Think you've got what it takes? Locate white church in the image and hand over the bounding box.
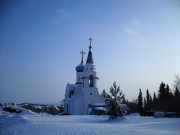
[64,38,105,115]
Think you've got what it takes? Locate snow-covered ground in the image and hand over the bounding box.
[0,112,180,135]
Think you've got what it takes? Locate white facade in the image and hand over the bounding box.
[64,39,105,115]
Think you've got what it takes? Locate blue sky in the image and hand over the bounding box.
[0,0,180,104]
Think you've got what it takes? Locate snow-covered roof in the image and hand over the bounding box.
[93,103,106,106]
[94,107,107,111]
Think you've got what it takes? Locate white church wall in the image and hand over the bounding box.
[76,72,84,84]
[68,100,73,114]
[73,95,84,115]
[83,87,99,114]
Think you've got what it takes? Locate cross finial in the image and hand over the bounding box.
[89,38,92,44]
[89,38,92,50]
[80,50,85,63]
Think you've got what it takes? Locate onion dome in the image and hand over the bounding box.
[75,62,84,72]
[76,50,85,72]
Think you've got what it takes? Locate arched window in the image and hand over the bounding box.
[89,75,94,87]
[69,90,74,98]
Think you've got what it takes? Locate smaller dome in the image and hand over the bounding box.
[75,62,84,72]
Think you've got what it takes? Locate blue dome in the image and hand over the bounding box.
[75,63,84,72]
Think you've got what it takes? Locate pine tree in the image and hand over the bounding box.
[173,86,180,113]
[122,98,127,104]
[158,82,174,111]
[149,95,153,110]
[106,81,126,119]
[164,84,174,111]
[100,89,111,99]
[153,92,157,109]
[174,87,180,98]
[146,89,150,110]
[158,82,166,101]
[165,84,170,98]
[173,75,180,112]
[144,98,146,109]
[137,89,143,114]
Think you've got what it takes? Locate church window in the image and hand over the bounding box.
[89,75,94,87]
[91,68,92,70]
[90,93,92,95]
[88,104,92,108]
[69,90,74,98]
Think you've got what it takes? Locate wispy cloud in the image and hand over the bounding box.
[118,19,147,47]
[120,19,141,36]
[56,9,71,18]
[50,9,71,25]
[132,19,141,25]
[124,28,138,35]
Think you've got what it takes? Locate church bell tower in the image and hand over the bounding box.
[82,38,98,88]
[82,38,99,114]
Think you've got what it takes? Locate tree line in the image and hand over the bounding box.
[136,75,180,115]
[100,75,180,117]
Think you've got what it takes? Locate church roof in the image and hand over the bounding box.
[86,38,94,64]
[86,51,94,64]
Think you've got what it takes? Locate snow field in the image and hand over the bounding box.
[0,113,180,135]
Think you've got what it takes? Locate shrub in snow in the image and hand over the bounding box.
[20,109,37,115]
[154,111,164,118]
[22,104,63,115]
[93,107,106,115]
[164,112,176,117]
[3,105,22,113]
[11,102,17,106]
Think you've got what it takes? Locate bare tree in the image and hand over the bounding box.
[174,74,180,90]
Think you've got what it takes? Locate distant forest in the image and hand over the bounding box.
[101,74,180,116]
